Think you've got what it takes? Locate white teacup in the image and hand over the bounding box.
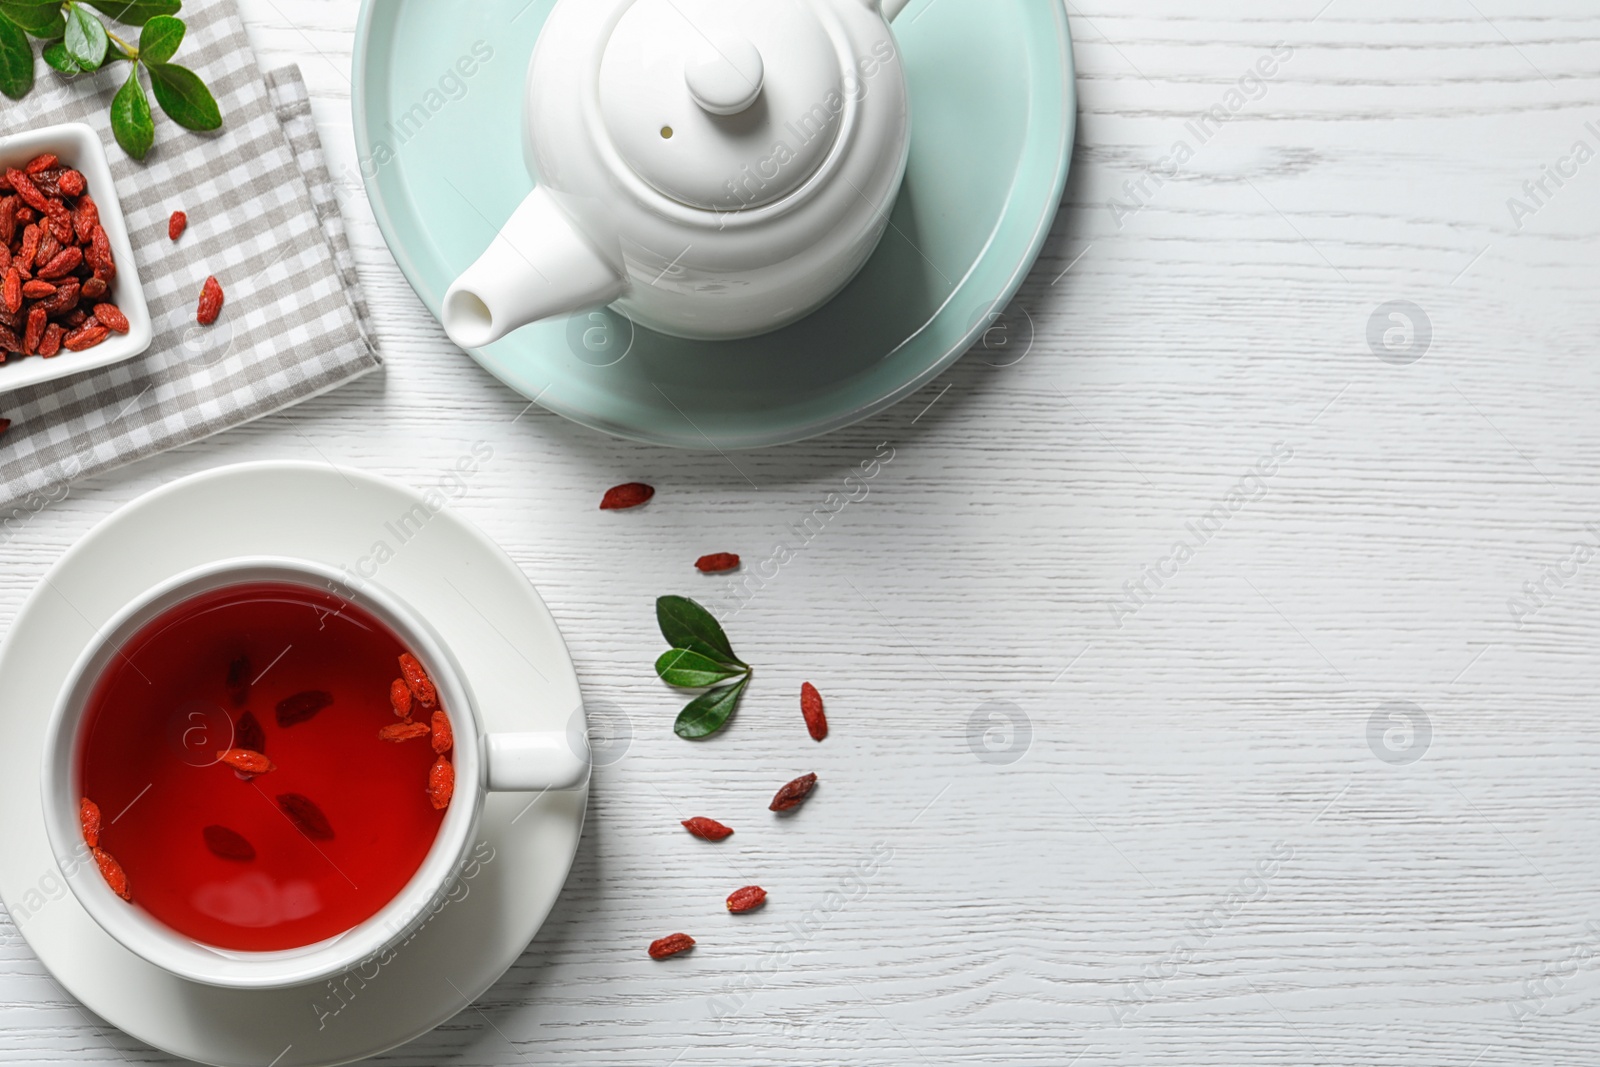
[39,557,589,990]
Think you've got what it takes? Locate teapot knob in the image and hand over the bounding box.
[684,33,764,116]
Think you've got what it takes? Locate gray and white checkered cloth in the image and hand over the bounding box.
[0,0,379,512]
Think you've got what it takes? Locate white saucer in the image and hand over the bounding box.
[0,462,588,1067]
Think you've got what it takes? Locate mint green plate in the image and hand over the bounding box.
[353,0,1074,449]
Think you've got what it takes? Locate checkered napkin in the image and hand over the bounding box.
[0,0,379,512]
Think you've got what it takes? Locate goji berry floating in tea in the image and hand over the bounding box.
[431,709,452,755]
[681,816,734,841]
[399,653,437,709]
[235,710,266,754]
[390,677,413,718]
[726,886,767,913]
[599,482,654,510]
[275,689,332,727]
[800,682,827,742]
[378,720,429,743]
[769,772,818,813]
[648,932,695,959]
[427,755,454,810]
[79,797,101,848]
[695,552,740,573]
[93,847,131,901]
[216,748,275,774]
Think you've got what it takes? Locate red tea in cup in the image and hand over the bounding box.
[76,581,451,951]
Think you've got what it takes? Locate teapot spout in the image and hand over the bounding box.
[442,186,625,349]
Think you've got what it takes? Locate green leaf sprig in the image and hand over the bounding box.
[0,1,221,160]
[655,595,751,739]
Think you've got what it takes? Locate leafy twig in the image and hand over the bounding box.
[0,1,221,160]
[655,596,751,739]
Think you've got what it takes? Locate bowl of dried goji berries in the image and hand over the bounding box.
[0,122,151,393]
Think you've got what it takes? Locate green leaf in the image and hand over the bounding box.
[0,13,34,97]
[148,61,218,129]
[656,595,743,668]
[63,3,106,68]
[83,0,178,25]
[110,61,152,158]
[673,676,748,740]
[42,38,79,71]
[655,648,746,689]
[136,11,177,62]
[1,2,66,37]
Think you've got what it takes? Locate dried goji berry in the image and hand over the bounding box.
[399,653,437,708]
[276,689,332,727]
[20,279,53,299]
[202,825,256,861]
[599,482,654,510]
[5,169,48,213]
[73,195,97,244]
[427,755,454,810]
[93,847,131,901]
[278,793,334,839]
[726,886,767,913]
[57,169,84,197]
[36,323,60,357]
[2,268,18,314]
[648,933,695,959]
[23,306,44,354]
[62,323,106,352]
[37,245,81,280]
[79,797,101,849]
[378,720,429,742]
[80,276,106,300]
[196,274,223,325]
[216,748,275,774]
[695,553,740,573]
[34,228,57,268]
[681,816,733,841]
[0,418,10,435]
[23,154,57,175]
[93,303,128,333]
[800,682,827,742]
[17,222,38,267]
[769,772,817,813]
[168,210,187,241]
[431,709,452,754]
[41,282,80,319]
[235,710,265,754]
[390,677,413,718]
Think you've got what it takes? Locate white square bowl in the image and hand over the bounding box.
[0,122,152,393]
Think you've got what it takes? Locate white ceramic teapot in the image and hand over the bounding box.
[441,0,912,347]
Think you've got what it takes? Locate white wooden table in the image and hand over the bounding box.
[5,1,1600,1063]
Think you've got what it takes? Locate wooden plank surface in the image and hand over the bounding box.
[4,0,1600,1062]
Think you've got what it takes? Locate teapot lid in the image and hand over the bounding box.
[598,0,848,212]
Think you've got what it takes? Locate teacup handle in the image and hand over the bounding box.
[881,0,911,20]
[485,732,590,792]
